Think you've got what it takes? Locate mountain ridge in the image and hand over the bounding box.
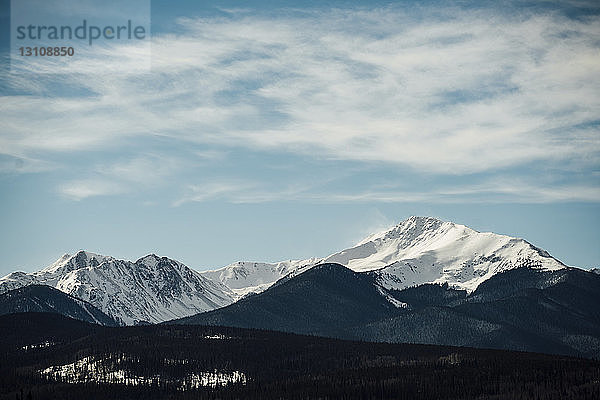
[0,284,117,326]
[174,263,402,337]
[0,216,570,325]
[178,265,600,359]
[0,251,235,325]
[198,216,566,298]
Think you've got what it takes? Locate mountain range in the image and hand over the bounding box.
[0,216,566,325]
[0,251,234,325]
[177,263,600,359]
[1,215,597,358]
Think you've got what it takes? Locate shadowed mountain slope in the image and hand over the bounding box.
[175,263,402,337]
[0,285,117,326]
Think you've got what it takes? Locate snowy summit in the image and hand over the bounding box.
[0,216,566,324]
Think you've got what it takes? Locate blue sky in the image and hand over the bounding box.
[0,0,599,275]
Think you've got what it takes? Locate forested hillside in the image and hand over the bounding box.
[1,313,599,399]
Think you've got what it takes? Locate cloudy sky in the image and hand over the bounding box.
[0,0,599,275]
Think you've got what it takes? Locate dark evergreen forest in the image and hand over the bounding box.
[1,313,599,399]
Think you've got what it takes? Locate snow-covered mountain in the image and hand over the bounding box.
[0,216,568,324]
[204,216,566,295]
[324,216,565,292]
[199,258,320,298]
[0,251,235,325]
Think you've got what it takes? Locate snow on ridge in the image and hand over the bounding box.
[356,216,453,246]
[199,258,322,298]
[41,250,114,274]
[315,216,567,293]
[0,216,571,323]
[345,218,566,292]
[0,251,236,325]
[198,216,567,299]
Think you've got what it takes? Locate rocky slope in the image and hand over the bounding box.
[0,251,235,325]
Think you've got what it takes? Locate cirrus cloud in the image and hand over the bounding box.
[1,6,599,203]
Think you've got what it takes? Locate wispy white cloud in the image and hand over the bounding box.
[59,179,125,200]
[173,176,600,205]
[319,182,600,204]
[174,181,258,206]
[174,179,323,206]
[2,6,599,203]
[96,155,181,185]
[59,154,182,199]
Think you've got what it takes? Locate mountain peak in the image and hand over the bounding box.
[324,216,564,291]
[407,215,442,223]
[0,217,569,325]
[41,250,113,273]
[1,252,235,325]
[397,215,449,232]
[136,254,166,266]
[356,216,458,247]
